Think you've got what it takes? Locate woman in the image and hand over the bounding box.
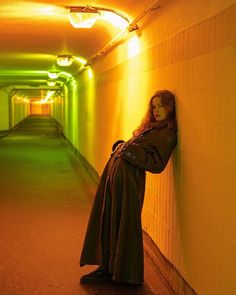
[80,90,177,285]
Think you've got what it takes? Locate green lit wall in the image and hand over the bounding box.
[51,77,80,150]
[62,78,79,147]
[50,92,65,128]
[0,89,9,131]
[0,88,29,132]
[11,96,30,127]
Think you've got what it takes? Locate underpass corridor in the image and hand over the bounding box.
[1,1,235,294]
[0,115,174,295]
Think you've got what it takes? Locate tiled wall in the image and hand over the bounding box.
[54,1,236,294]
[0,89,9,131]
[11,96,29,128]
[0,89,29,131]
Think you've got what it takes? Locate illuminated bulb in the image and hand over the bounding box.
[47,80,56,86]
[68,7,99,28]
[48,71,59,79]
[57,55,73,66]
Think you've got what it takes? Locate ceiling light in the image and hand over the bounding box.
[48,71,59,79]
[68,6,100,28]
[47,80,56,86]
[57,55,73,66]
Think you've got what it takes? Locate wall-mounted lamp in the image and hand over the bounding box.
[57,55,73,66]
[68,6,100,28]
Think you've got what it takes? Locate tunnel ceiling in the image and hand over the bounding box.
[0,0,155,99]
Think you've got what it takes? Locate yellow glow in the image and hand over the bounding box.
[14,96,29,103]
[120,38,147,139]
[48,72,59,79]
[83,69,96,164]
[75,56,87,65]
[60,72,72,79]
[127,36,141,58]
[0,2,66,18]
[47,80,56,86]
[57,55,73,67]
[31,100,41,105]
[87,68,93,79]
[38,6,57,16]
[100,11,129,30]
[68,12,99,28]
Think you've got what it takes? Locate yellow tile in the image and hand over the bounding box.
[228,2,236,45]
[209,16,216,52]
[218,244,236,294]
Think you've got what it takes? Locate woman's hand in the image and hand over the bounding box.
[112,140,125,152]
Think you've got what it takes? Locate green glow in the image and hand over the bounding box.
[59,71,72,79]
[47,80,56,87]
[71,79,79,146]
[78,67,96,164]
[0,70,48,76]
[11,93,30,128]
[48,71,59,79]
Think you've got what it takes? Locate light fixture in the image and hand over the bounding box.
[47,80,56,86]
[57,55,73,67]
[48,71,59,79]
[68,6,100,29]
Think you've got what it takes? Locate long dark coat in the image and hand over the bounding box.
[80,126,177,284]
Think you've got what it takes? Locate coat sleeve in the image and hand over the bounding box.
[121,131,177,173]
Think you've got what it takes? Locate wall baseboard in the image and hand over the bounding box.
[60,133,99,187]
[143,231,197,295]
[0,130,9,138]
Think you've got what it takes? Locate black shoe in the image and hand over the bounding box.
[80,268,113,284]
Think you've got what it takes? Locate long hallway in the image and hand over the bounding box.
[0,116,174,295]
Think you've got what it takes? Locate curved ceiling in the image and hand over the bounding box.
[0,0,156,98]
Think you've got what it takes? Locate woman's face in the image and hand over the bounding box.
[152,96,168,121]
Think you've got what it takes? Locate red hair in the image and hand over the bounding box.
[133,90,177,136]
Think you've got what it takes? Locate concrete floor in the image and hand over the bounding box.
[0,115,175,295]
